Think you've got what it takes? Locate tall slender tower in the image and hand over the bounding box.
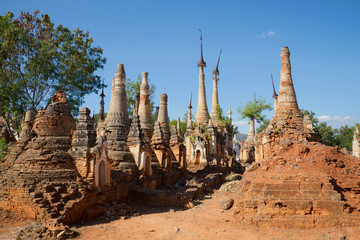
[138,72,153,140]
[185,94,193,137]
[276,47,301,118]
[194,30,210,125]
[99,80,105,121]
[157,93,170,143]
[106,63,130,131]
[105,78,115,125]
[210,48,222,125]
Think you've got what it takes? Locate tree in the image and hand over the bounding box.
[0,10,106,119]
[299,109,355,151]
[169,119,187,135]
[316,122,338,146]
[126,74,156,117]
[256,118,270,134]
[336,125,354,151]
[301,109,319,129]
[0,137,7,162]
[216,104,239,135]
[183,109,194,124]
[237,94,272,136]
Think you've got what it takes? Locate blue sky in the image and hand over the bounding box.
[2,0,359,134]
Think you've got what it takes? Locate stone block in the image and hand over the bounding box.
[83,205,104,221]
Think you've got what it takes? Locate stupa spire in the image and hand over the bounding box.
[194,30,210,125]
[138,72,153,140]
[271,73,278,99]
[197,29,206,67]
[185,94,193,136]
[105,63,130,130]
[228,98,232,119]
[271,73,278,112]
[212,47,222,75]
[157,93,170,143]
[210,48,223,124]
[99,80,105,120]
[276,47,301,117]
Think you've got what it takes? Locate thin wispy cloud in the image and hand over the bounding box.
[233,120,248,126]
[256,31,276,38]
[318,115,357,125]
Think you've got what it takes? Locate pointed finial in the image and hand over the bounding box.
[213,47,223,75]
[100,79,105,97]
[228,97,232,117]
[188,92,193,109]
[271,73,278,99]
[197,29,206,67]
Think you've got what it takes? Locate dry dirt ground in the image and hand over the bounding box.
[74,181,360,240]
[1,180,360,240]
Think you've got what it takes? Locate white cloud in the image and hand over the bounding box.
[233,120,248,126]
[318,115,357,125]
[256,31,276,38]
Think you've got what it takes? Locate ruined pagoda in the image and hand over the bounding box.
[157,93,171,144]
[275,47,302,118]
[105,63,136,170]
[253,46,319,161]
[138,72,153,141]
[106,63,130,130]
[194,30,210,125]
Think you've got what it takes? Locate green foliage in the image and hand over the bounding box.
[257,118,270,134]
[237,94,272,123]
[215,104,239,135]
[316,122,338,147]
[301,109,319,129]
[182,109,194,123]
[316,123,354,150]
[336,125,355,151]
[169,119,187,135]
[126,74,156,117]
[0,137,8,162]
[301,109,356,151]
[93,112,107,124]
[0,10,106,117]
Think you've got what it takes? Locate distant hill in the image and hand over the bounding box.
[235,133,247,141]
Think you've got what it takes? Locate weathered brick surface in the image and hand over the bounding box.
[236,142,360,228]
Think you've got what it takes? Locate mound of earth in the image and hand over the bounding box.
[235,141,360,228]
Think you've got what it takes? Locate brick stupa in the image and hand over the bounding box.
[0,91,84,225]
[235,47,360,229]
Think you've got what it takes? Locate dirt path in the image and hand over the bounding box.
[75,181,359,240]
[1,180,359,239]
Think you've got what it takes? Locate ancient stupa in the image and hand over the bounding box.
[194,30,210,125]
[236,47,360,229]
[138,72,153,141]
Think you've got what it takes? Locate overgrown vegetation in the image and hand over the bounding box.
[256,119,270,134]
[0,10,106,140]
[237,94,272,134]
[0,137,8,162]
[216,104,238,135]
[301,109,356,151]
[169,119,187,135]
